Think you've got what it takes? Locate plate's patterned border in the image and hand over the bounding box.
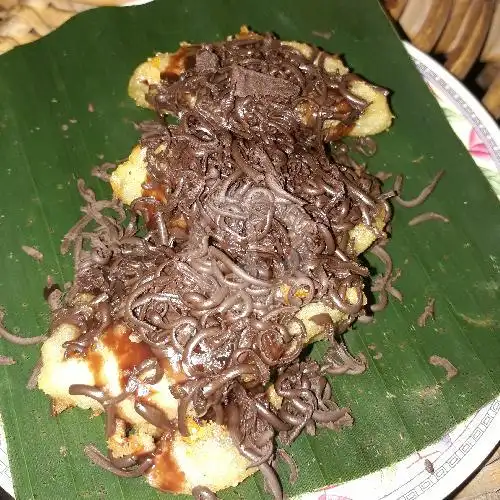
[0,417,12,497]
[389,398,499,500]
[297,397,500,500]
[1,38,499,500]
[411,57,500,169]
[405,44,500,199]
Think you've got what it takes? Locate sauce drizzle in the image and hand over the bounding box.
[148,434,185,492]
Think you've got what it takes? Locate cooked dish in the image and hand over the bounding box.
[34,27,397,499]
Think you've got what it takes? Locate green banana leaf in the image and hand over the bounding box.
[0,1,499,499]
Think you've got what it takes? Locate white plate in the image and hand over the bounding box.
[1,35,499,500]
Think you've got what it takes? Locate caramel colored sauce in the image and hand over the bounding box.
[142,176,188,234]
[142,176,167,204]
[310,313,333,328]
[159,358,187,384]
[160,45,197,82]
[149,434,185,493]
[142,176,168,231]
[298,99,354,141]
[101,325,154,381]
[84,323,187,390]
[68,344,105,388]
[324,121,355,142]
[87,351,105,387]
[384,0,398,8]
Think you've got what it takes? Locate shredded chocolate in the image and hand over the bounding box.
[394,170,445,208]
[84,444,154,478]
[39,31,404,499]
[424,458,435,474]
[192,486,219,500]
[370,245,392,312]
[0,355,15,366]
[232,65,300,99]
[429,355,458,381]
[21,245,43,262]
[408,212,449,226]
[26,358,43,389]
[312,31,332,40]
[91,162,116,182]
[275,448,298,484]
[375,171,392,182]
[386,268,403,302]
[417,298,435,327]
[0,311,46,345]
[353,136,377,157]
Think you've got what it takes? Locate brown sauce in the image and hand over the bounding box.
[310,313,333,328]
[101,325,153,372]
[86,351,105,386]
[324,121,355,141]
[100,324,154,385]
[160,45,197,82]
[160,358,187,384]
[142,176,167,203]
[85,324,186,389]
[142,177,188,234]
[148,434,185,493]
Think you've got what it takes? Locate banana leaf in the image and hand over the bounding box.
[0,1,499,499]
